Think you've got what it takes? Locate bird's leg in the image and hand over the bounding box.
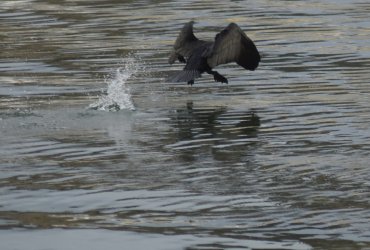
[187,79,194,85]
[207,70,228,84]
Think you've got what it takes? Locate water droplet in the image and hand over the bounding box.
[89,55,138,111]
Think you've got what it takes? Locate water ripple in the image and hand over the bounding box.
[1,0,370,249]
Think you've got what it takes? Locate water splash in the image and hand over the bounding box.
[90,57,138,111]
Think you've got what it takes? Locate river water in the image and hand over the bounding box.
[1,1,370,249]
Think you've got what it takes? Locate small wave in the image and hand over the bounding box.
[89,56,139,111]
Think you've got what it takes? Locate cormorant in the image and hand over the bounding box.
[168,21,260,85]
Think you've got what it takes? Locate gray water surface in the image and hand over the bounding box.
[1,1,370,249]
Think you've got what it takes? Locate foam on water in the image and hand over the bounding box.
[90,56,138,111]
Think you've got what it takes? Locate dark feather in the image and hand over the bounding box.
[169,21,207,64]
[169,70,201,83]
[170,41,210,83]
[207,23,260,70]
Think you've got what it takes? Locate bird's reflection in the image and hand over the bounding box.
[169,101,260,148]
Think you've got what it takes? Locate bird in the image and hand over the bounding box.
[168,21,260,85]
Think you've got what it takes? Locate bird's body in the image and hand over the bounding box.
[168,21,260,85]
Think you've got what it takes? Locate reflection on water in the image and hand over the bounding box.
[1,0,370,249]
[167,101,260,150]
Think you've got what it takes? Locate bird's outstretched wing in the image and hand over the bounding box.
[207,23,260,71]
[169,21,204,64]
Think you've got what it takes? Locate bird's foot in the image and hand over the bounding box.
[213,73,228,84]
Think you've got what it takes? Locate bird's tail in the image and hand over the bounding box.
[166,70,201,83]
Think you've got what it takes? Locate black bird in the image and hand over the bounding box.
[168,21,260,85]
